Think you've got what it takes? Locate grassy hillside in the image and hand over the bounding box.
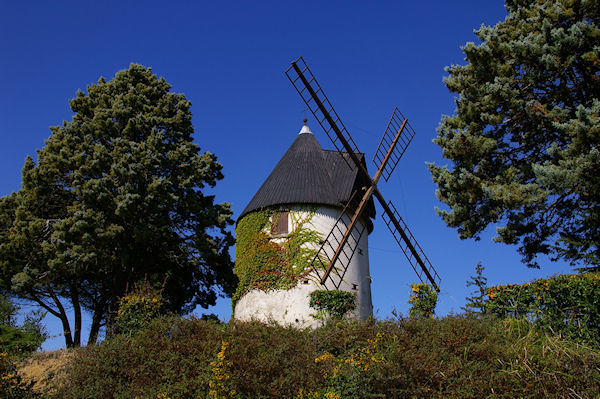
[22,315,600,399]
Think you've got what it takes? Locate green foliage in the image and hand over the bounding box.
[0,325,44,359]
[233,209,322,306]
[408,283,438,318]
[462,262,488,315]
[47,316,600,398]
[0,64,235,346]
[0,295,18,326]
[429,0,600,268]
[200,313,221,323]
[0,296,42,398]
[485,272,600,343]
[0,296,45,357]
[115,280,165,336]
[309,290,356,320]
[51,317,324,399]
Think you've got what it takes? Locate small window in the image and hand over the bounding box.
[271,211,289,236]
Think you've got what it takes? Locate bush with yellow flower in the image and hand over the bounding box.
[305,331,385,398]
[115,279,165,336]
[408,283,438,318]
[485,273,600,343]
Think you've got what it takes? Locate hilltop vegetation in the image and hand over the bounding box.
[9,271,597,398]
[4,270,600,398]
[17,315,600,399]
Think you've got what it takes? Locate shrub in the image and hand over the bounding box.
[485,273,600,343]
[309,290,356,320]
[115,280,165,336]
[309,331,385,398]
[408,283,438,318]
[52,317,324,398]
[207,340,236,399]
[0,296,43,398]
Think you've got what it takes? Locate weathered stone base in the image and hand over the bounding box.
[234,282,322,328]
[233,279,372,328]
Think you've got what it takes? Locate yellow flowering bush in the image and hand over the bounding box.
[297,390,340,399]
[307,332,385,398]
[408,283,438,318]
[0,352,17,391]
[115,279,164,336]
[485,273,600,343]
[208,341,237,399]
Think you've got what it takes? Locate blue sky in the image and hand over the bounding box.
[1,1,571,350]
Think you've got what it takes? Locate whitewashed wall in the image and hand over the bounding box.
[234,205,372,328]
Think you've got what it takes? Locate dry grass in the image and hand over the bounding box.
[17,348,73,395]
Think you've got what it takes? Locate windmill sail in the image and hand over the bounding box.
[287,56,441,291]
[378,198,441,290]
[286,57,361,171]
[310,190,366,289]
[373,108,416,182]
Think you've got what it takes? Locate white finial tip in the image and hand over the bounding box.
[299,118,312,135]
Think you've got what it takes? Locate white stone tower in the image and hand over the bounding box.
[233,121,374,327]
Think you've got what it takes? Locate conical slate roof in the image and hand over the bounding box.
[238,123,375,225]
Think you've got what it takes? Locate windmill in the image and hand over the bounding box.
[285,56,441,292]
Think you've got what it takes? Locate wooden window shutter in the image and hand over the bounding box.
[271,211,289,236]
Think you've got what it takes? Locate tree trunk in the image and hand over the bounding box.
[70,285,81,347]
[103,300,117,340]
[87,300,105,345]
[58,312,74,348]
[48,291,74,348]
[31,292,74,348]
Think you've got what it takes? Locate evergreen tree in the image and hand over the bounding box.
[0,295,18,326]
[0,65,235,347]
[0,295,46,356]
[462,263,488,316]
[429,0,599,269]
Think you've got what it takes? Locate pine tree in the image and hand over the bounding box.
[0,295,46,355]
[462,263,488,316]
[0,65,235,346]
[429,0,599,269]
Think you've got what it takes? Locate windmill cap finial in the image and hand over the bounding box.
[299,118,312,135]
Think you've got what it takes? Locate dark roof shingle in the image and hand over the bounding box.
[238,132,375,225]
